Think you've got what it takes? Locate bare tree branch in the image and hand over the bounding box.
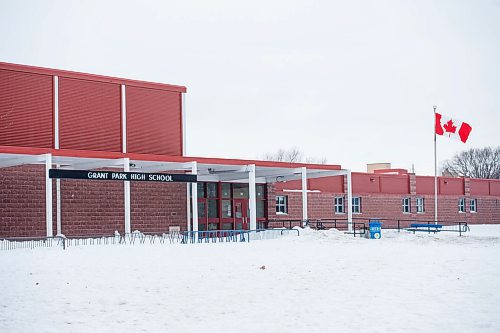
[442,146,500,179]
[262,147,327,164]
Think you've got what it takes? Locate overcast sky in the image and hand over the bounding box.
[1,0,498,175]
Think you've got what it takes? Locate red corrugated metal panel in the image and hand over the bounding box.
[0,69,53,148]
[59,77,121,151]
[126,86,182,155]
[0,62,186,93]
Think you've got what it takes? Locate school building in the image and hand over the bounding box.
[0,62,498,238]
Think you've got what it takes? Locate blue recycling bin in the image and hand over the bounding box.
[368,220,382,239]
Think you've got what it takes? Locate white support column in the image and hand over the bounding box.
[54,76,62,235]
[186,183,191,231]
[347,169,353,233]
[124,158,131,234]
[191,161,198,233]
[56,178,61,235]
[301,167,308,227]
[248,164,257,230]
[121,87,130,234]
[45,154,53,237]
[121,85,127,153]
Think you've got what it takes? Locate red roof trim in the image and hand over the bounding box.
[0,62,187,93]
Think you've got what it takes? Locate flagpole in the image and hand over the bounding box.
[433,105,438,224]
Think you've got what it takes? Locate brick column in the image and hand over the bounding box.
[464,177,471,196]
[267,183,276,220]
[409,173,417,218]
[464,177,471,218]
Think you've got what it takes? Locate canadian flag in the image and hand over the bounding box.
[435,112,472,143]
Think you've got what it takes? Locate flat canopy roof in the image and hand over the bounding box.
[0,146,345,183]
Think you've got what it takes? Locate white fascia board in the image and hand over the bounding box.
[62,158,125,170]
[0,154,48,168]
[255,177,268,183]
[212,172,250,182]
[265,173,301,183]
[264,169,345,183]
[306,170,346,178]
[137,162,194,173]
[203,165,250,174]
[256,169,300,178]
[209,166,314,182]
[197,175,222,182]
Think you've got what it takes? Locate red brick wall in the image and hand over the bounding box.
[60,179,125,237]
[1,166,499,238]
[270,174,500,226]
[0,165,47,237]
[470,179,490,195]
[0,165,188,238]
[130,182,187,233]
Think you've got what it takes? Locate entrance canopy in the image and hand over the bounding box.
[0,146,353,235]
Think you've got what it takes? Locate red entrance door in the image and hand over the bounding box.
[233,199,248,230]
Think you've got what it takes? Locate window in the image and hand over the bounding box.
[352,197,361,214]
[470,198,477,213]
[197,183,205,198]
[256,184,265,198]
[222,200,232,218]
[257,200,265,218]
[402,197,411,213]
[334,197,344,214]
[416,197,424,213]
[458,198,466,213]
[207,199,218,218]
[207,183,218,198]
[233,184,249,198]
[221,183,231,198]
[197,201,206,218]
[276,195,288,214]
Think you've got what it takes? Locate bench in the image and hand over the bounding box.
[408,223,443,234]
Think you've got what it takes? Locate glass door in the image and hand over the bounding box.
[234,199,248,230]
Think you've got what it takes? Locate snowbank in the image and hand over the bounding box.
[0,225,499,332]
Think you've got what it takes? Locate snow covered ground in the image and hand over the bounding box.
[1,225,499,333]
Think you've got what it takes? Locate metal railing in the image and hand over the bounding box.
[392,219,470,236]
[307,219,367,237]
[266,219,304,229]
[269,218,367,237]
[181,229,300,244]
[0,236,65,251]
[0,228,300,251]
[305,217,469,237]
